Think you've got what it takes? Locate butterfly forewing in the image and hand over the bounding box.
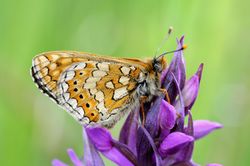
[31,51,146,127]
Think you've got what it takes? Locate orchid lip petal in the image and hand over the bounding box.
[82,127,104,166]
[193,120,223,140]
[86,127,135,166]
[159,132,194,156]
[86,127,112,151]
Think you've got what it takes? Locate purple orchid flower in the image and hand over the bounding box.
[52,37,223,166]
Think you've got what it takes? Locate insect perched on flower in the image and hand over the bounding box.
[31,38,186,128]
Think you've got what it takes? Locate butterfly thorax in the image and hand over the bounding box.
[135,57,166,101]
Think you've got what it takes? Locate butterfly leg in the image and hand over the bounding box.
[160,88,171,103]
[140,96,148,126]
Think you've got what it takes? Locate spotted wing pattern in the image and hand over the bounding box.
[31,51,146,127]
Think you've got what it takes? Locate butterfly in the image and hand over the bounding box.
[30,46,185,128]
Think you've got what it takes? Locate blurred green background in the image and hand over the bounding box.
[0,0,249,165]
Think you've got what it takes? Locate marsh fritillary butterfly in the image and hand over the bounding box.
[31,45,185,128]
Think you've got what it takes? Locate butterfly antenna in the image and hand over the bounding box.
[154,26,174,57]
[156,44,187,60]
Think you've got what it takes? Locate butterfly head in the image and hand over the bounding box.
[152,56,167,73]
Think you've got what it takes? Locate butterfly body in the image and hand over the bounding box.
[31,51,166,128]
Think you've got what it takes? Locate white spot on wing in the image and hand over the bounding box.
[90,89,98,95]
[81,117,90,124]
[64,103,73,112]
[130,66,136,70]
[86,77,101,83]
[92,70,107,77]
[119,76,130,85]
[113,86,128,100]
[69,63,86,70]
[50,54,60,61]
[106,81,114,89]
[76,107,85,117]
[84,82,96,89]
[121,66,130,75]
[75,63,86,70]
[68,99,78,109]
[95,91,104,102]
[63,71,75,81]
[97,62,109,71]
[97,101,107,112]
[39,56,49,63]
[97,102,108,119]
[60,82,69,92]
[63,93,70,101]
[34,58,40,66]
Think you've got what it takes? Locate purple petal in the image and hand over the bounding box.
[137,97,162,165]
[139,125,162,166]
[171,73,185,131]
[52,159,68,166]
[67,149,84,166]
[160,68,168,83]
[193,120,223,140]
[86,127,134,166]
[82,127,104,166]
[159,132,194,156]
[86,127,112,151]
[161,36,186,103]
[101,148,134,166]
[182,75,199,109]
[119,106,139,155]
[196,63,204,82]
[174,141,194,162]
[207,163,223,166]
[169,161,198,166]
[170,113,195,163]
[112,140,138,165]
[182,64,204,110]
[185,111,194,136]
[159,99,177,130]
